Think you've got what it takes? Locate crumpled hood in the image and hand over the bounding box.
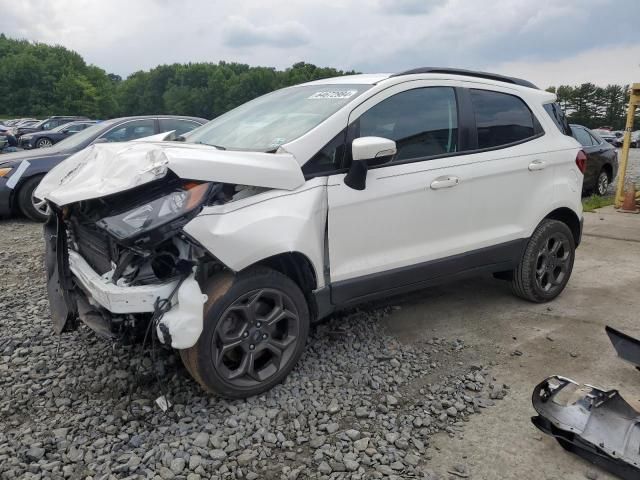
[35,141,305,206]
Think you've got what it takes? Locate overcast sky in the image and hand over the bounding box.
[2,0,639,88]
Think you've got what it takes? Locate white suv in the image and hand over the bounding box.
[37,68,585,398]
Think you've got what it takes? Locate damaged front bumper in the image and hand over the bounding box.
[532,375,640,480]
[44,213,208,349]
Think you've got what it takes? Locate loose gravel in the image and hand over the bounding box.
[0,220,508,480]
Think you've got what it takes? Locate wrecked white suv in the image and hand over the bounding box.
[38,68,585,398]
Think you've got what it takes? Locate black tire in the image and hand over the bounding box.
[17,175,50,222]
[594,169,610,196]
[35,137,53,148]
[511,219,575,303]
[180,267,310,398]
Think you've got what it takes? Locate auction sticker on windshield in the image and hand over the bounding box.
[308,90,357,100]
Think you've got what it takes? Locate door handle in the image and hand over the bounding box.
[528,160,546,171]
[430,176,460,190]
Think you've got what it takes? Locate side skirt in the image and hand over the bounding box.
[313,238,527,318]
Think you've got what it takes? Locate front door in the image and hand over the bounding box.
[326,84,475,304]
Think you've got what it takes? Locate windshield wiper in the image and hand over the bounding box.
[196,141,226,150]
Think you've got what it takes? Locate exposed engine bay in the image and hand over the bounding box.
[45,172,266,348]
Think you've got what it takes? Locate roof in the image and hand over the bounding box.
[300,74,392,85]
[392,68,538,89]
[299,68,539,90]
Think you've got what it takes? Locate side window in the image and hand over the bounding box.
[100,119,155,142]
[570,126,594,147]
[543,103,572,136]
[356,87,458,162]
[42,121,55,130]
[303,129,347,176]
[470,90,538,149]
[588,131,602,145]
[66,124,84,133]
[159,118,201,137]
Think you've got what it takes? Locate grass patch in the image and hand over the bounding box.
[582,194,614,212]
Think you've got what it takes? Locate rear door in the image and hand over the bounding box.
[326,83,476,303]
[464,87,555,250]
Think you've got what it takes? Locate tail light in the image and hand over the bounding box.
[575,150,587,174]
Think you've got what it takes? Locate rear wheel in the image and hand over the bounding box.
[511,219,575,303]
[35,137,53,148]
[180,267,309,398]
[594,169,610,196]
[17,175,50,222]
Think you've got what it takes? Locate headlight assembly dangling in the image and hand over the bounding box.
[96,182,211,241]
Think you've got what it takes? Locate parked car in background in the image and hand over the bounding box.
[13,116,89,138]
[5,118,38,127]
[0,115,207,221]
[570,124,618,196]
[19,120,98,149]
[591,128,616,145]
[613,131,640,148]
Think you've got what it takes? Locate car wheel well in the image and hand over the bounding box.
[252,252,319,319]
[601,163,613,181]
[544,208,581,246]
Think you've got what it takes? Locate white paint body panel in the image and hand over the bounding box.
[156,274,208,349]
[36,141,305,206]
[328,156,474,282]
[184,177,328,288]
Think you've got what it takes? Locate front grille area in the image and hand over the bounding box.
[69,222,116,275]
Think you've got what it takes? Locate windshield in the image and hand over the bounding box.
[54,120,113,150]
[187,84,371,151]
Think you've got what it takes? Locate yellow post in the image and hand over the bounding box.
[615,83,640,208]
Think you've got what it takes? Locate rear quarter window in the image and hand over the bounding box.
[543,103,572,136]
[469,89,540,149]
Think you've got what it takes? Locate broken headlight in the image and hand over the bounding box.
[96,182,211,242]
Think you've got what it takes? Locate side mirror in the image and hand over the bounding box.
[344,136,396,190]
[92,137,109,144]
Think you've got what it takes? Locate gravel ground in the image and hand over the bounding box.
[0,220,509,480]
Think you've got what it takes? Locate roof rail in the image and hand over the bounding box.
[391,67,538,89]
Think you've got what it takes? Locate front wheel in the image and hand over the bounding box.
[511,219,575,303]
[180,268,310,398]
[17,175,50,222]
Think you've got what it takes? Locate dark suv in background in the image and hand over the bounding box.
[14,116,89,138]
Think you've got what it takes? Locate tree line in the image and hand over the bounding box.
[0,35,355,119]
[1,34,638,129]
[546,84,639,130]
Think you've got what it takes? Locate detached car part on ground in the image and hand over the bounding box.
[532,327,640,480]
[38,69,585,398]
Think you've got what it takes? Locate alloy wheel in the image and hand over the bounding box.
[597,172,609,196]
[210,288,300,387]
[37,138,52,148]
[31,193,51,218]
[535,233,572,293]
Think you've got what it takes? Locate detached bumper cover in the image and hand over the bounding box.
[532,375,640,480]
[68,249,180,314]
[68,250,207,349]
